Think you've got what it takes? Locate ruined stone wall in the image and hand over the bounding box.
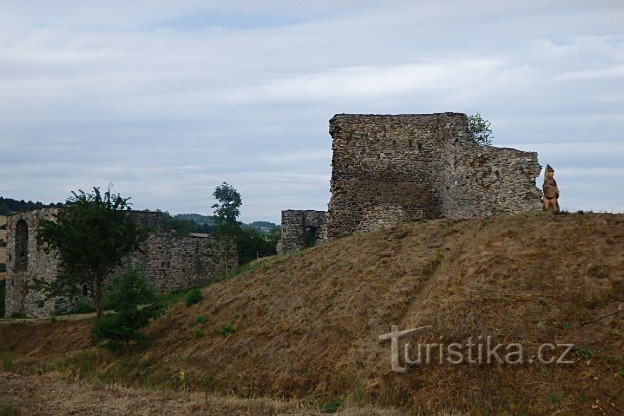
[4,208,238,317]
[125,234,238,292]
[277,210,327,254]
[325,113,541,240]
[4,208,66,318]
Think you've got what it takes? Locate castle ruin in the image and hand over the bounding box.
[278,112,542,252]
[4,208,238,317]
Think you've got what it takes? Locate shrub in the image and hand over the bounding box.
[0,264,6,273]
[218,322,236,336]
[70,299,96,315]
[195,314,207,324]
[91,268,162,351]
[185,289,203,306]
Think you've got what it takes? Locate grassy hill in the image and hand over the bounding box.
[1,213,623,415]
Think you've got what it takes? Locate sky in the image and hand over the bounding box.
[0,1,622,223]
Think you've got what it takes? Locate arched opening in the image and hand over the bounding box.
[15,219,29,271]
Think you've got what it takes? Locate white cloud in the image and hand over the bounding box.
[0,0,623,221]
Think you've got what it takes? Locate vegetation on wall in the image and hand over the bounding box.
[468,113,494,146]
[35,187,149,318]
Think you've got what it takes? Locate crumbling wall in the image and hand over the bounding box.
[125,234,238,292]
[277,210,327,254]
[4,208,238,317]
[4,208,66,318]
[325,113,541,240]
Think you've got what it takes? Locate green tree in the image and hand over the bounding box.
[212,182,242,228]
[92,268,162,350]
[468,113,493,146]
[36,187,149,318]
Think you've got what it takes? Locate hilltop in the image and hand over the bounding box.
[1,213,623,415]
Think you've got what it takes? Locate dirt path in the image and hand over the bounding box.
[0,372,406,416]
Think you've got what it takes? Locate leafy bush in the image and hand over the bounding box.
[91,268,162,350]
[195,314,207,324]
[218,322,236,336]
[185,289,203,306]
[70,299,96,315]
[468,113,493,146]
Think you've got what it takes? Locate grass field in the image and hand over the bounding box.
[1,213,623,415]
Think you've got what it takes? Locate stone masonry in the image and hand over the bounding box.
[278,112,542,251]
[276,210,327,254]
[4,208,238,317]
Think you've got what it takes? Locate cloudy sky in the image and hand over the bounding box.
[0,1,622,222]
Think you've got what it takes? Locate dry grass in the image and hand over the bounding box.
[0,372,412,416]
[1,213,624,415]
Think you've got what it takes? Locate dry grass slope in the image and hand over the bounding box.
[1,213,624,415]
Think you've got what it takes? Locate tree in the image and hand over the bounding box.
[36,187,149,318]
[212,182,242,228]
[92,268,162,350]
[468,113,493,146]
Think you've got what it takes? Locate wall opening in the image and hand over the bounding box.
[304,226,318,248]
[15,219,28,272]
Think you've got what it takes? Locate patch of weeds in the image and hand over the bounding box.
[422,256,442,277]
[392,230,410,240]
[195,314,207,324]
[588,264,608,279]
[573,346,597,360]
[547,395,564,404]
[563,322,572,330]
[193,328,205,339]
[218,322,236,336]
[319,290,339,315]
[0,403,20,416]
[617,366,624,377]
[554,210,569,215]
[354,385,366,401]
[9,313,26,319]
[2,355,14,371]
[185,289,203,306]
[48,314,58,323]
[323,400,343,413]
[601,354,613,363]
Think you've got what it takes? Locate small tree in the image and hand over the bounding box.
[468,113,493,146]
[212,182,242,228]
[92,268,162,350]
[36,187,149,318]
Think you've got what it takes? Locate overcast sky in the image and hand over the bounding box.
[0,1,622,222]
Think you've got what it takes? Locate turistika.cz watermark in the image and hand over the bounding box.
[379,325,575,373]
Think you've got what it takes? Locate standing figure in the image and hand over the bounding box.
[542,164,560,213]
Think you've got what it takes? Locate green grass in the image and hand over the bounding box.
[0,403,21,416]
[218,322,236,336]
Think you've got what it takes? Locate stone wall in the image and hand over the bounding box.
[125,234,238,293]
[324,113,542,240]
[277,210,327,254]
[4,208,65,317]
[4,208,238,318]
